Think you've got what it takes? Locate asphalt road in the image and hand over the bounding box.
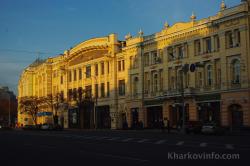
[0,129,249,166]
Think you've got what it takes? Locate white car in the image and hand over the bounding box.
[201,122,224,135]
[41,124,53,130]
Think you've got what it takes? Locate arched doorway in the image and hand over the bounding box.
[228,104,243,128]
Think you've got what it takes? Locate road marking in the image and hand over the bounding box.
[137,139,149,143]
[107,137,120,141]
[121,138,134,142]
[176,141,184,146]
[155,140,166,144]
[225,144,234,150]
[200,142,207,147]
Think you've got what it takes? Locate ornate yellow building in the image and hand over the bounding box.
[18,0,250,129]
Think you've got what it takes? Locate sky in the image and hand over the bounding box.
[0,0,240,94]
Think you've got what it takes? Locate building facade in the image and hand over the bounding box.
[18,0,250,129]
[0,86,17,127]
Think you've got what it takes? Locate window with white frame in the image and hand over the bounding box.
[232,59,240,84]
[207,65,212,86]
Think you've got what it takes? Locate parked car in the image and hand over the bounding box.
[185,121,203,134]
[41,123,54,130]
[22,125,38,130]
[201,122,224,135]
[0,124,12,130]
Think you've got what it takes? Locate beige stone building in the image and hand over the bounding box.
[18,0,250,129]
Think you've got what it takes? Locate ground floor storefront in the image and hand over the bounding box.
[124,91,250,129]
[67,100,112,129]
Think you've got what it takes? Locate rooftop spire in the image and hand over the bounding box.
[220,0,226,10]
[190,12,196,21]
[125,33,132,40]
[164,21,169,29]
[138,29,144,36]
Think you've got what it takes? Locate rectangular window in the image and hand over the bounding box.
[167,47,174,61]
[226,31,233,48]
[217,68,221,87]
[86,65,91,78]
[119,80,125,96]
[194,40,201,55]
[122,60,125,71]
[95,64,98,76]
[159,70,163,91]
[85,85,92,98]
[205,37,211,53]
[60,75,63,84]
[68,89,73,101]
[101,62,104,75]
[101,83,105,97]
[107,82,110,97]
[78,87,83,100]
[214,35,220,51]
[107,61,110,74]
[68,71,72,82]
[118,60,122,71]
[151,51,158,64]
[198,72,203,88]
[60,91,64,102]
[234,29,240,46]
[177,46,183,59]
[79,68,82,80]
[144,53,149,66]
[95,84,98,98]
[73,69,77,81]
[73,88,77,100]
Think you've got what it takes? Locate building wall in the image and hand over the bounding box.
[18,1,250,129]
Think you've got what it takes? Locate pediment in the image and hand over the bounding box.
[69,49,108,66]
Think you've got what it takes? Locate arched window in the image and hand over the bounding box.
[207,65,212,86]
[232,59,240,84]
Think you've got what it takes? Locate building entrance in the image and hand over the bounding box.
[96,105,111,129]
[147,106,163,129]
[229,104,243,128]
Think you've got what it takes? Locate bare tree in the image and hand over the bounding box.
[19,96,41,125]
[41,94,63,125]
